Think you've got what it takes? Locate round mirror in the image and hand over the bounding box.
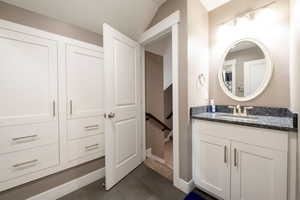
[218,39,273,101]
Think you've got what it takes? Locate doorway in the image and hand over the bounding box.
[143,34,173,180]
[104,11,180,191]
[140,11,180,188]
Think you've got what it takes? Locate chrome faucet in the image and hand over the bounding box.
[236,105,242,115]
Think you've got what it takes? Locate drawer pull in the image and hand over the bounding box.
[13,159,38,168]
[53,100,56,117]
[224,146,227,163]
[12,135,38,142]
[234,148,238,167]
[85,125,99,130]
[70,100,73,115]
[85,144,99,151]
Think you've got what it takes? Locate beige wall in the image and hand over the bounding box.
[188,0,209,107]
[150,0,192,181]
[289,0,300,198]
[209,0,290,107]
[145,51,165,159]
[0,1,104,199]
[0,1,103,46]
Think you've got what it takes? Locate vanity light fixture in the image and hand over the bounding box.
[218,0,276,28]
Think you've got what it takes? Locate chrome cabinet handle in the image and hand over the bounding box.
[70,100,73,115]
[224,146,228,163]
[12,135,38,142]
[85,144,99,151]
[13,159,38,168]
[234,148,238,167]
[108,112,115,119]
[85,125,99,130]
[53,101,56,117]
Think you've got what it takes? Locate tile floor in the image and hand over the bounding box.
[59,165,185,200]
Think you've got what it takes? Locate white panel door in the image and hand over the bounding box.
[66,44,104,119]
[231,141,287,200]
[244,59,266,96]
[193,134,231,200]
[103,24,142,190]
[0,27,58,126]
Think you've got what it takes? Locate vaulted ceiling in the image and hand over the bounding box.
[199,0,232,11]
[1,0,166,40]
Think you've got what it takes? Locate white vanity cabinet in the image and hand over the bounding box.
[192,120,289,200]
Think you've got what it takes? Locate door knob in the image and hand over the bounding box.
[108,112,115,119]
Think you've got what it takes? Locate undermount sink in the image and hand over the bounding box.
[218,114,258,121]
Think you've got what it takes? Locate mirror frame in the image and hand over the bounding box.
[218,38,273,102]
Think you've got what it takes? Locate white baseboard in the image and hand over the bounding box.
[174,178,195,194]
[146,148,165,164]
[28,167,105,200]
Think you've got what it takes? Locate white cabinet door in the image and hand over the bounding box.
[103,24,142,190]
[231,142,287,200]
[66,44,104,119]
[193,134,231,200]
[0,27,58,126]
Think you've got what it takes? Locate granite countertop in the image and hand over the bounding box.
[191,106,298,132]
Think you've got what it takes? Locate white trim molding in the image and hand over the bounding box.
[140,10,181,193]
[174,179,195,194]
[28,168,105,200]
[139,10,180,45]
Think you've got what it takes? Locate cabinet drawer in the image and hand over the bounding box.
[67,134,104,162]
[67,117,104,140]
[0,144,59,182]
[0,122,58,154]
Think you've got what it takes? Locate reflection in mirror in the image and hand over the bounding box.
[222,41,267,98]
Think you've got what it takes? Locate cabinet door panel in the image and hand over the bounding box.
[66,45,104,119]
[231,142,287,200]
[193,133,230,200]
[0,28,58,126]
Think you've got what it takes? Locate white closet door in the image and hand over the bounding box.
[231,141,287,200]
[66,45,104,119]
[0,28,58,126]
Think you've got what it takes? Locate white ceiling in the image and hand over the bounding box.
[1,0,166,40]
[199,0,232,11]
